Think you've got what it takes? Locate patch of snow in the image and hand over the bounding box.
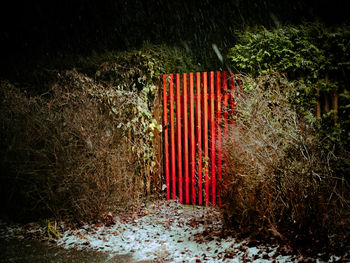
[1,200,339,262]
[55,200,293,262]
[329,255,342,262]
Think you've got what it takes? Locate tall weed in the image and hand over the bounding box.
[222,74,349,251]
[0,71,154,222]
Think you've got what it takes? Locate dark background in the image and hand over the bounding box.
[0,0,348,78]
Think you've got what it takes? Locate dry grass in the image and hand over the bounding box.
[221,74,350,252]
[0,71,154,223]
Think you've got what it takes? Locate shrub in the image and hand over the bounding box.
[221,74,350,253]
[0,44,201,223]
[0,71,157,223]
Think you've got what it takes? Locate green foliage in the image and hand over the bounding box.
[227,24,350,149]
[228,24,350,80]
[94,44,200,82]
[225,24,350,252]
[91,44,201,182]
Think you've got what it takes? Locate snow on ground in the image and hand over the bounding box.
[57,200,296,262]
[1,200,337,262]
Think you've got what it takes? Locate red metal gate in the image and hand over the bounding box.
[162,71,240,205]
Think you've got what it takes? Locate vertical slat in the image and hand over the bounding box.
[169,74,176,200]
[202,72,209,205]
[209,71,216,205]
[216,72,222,206]
[189,73,196,204]
[176,74,183,203]
[222,72,229,183]
[183,73,189,204]
[163,75,170,200]
[195,72,203,205]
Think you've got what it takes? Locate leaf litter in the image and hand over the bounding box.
[0,200,344,262]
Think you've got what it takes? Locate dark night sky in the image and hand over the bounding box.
[0,0,348,74]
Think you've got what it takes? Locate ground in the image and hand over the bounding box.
[0,200,344,262]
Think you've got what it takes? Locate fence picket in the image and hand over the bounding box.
[209,72,216,205]
[189,73,196,204]
[222,71,229,187]
[202,72,209,205]
[216,72,222,206]
[196,72,203,205]
[183,73,189,204]
[176,74,183,203]
[163,75,170,200]
[169,74,176,200]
